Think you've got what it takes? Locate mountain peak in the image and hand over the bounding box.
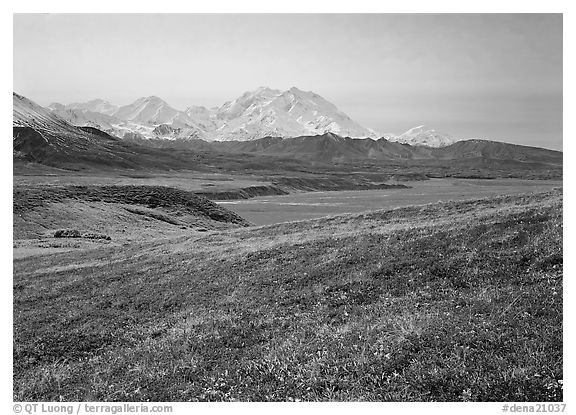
[403,125,432,134]
[136,96,165,104]
[111,95,199,127]
[288,86,305,94]
[13,92,78,130]
[48,102,66,110]
[85,98,112,105]
[210,87,377,141]
[390,125,455,148]
[243,87,280,98]
[55,98,120,116]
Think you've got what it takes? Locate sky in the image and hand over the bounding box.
[13,14,562,149]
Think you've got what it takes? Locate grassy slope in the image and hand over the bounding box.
[13,185,249,238]
[13,190,563,401]
[14,185,247,225]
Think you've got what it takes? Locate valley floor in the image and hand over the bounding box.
[217,178,562,225]
[13,186,563,401]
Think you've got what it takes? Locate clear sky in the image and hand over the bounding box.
[13,14,562,149]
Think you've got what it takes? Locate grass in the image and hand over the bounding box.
[13,184,249,226]
[13,189,562,401]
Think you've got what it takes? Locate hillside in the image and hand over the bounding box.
[14,184,249,241]
[13,189,562,401]
[431,139,563,164]
[182,133,562,167]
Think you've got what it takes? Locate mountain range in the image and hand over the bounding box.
[14,91,562,176]
[47,87,455,147]
[13,92,219,170]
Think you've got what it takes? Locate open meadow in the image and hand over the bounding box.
[13,185,563,401]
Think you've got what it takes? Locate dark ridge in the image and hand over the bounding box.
[195,185,289,200]
[13,127,52,162]
[77,126,119,141]
[13,185,250,226]
[271,177,410,192]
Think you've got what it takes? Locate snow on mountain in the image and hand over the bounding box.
[50,97,205,140]
[14,93,71,130]
[379,133,398,141]
[387,125,456,148]
[216,87,282,121]
[47,103,147,139]
[184,105,220,132]
[40,90,459,147]
[13,92,123,159]
[47,106,120,131]
[65,99,119,116]
[112,96,198,128]
[54,87,380,142]
[209,86,378,141]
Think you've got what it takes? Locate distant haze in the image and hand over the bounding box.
[13,14,562,150]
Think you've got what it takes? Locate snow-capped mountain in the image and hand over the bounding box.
[209,87,378,141]
[216,87,281,121]
[14,92,562,170]
[64,98,119,116]
[112,96,198,127]
[386,125,456,148]
[184,105,220,132]
[44,89,463,147]
[13,92,203,168]
[47,106,120,131]
[50,97,192,127]
[49,96,205,141]
[48,87,379,142]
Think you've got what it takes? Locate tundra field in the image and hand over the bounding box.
[13,179,563,402]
